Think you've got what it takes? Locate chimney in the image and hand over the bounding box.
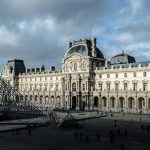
[51,66,55,72]
[91,38,96,57]
[41,65,45,72]
[68,42,72,49]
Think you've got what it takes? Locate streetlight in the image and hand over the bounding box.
[145,90,148,114]
[99,90,101,111]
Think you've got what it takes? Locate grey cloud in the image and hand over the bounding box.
[0,0,150,71]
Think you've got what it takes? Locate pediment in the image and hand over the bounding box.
[64,53,82,61]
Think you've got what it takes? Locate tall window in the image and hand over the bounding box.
[107,83,110,91]
[34,84,37,91]
[39,84,42,91]
[133,72,136,77]
[124,83,128,91]
[66,84,67,91]
[45,84,48,91]
[115,73,118,78]
[115,83,119,91]
[55,84,58,91]
[91,61,94,71]
[72,82,76,92]
[30,95,32,101]
[35,95,37,102]
[107,74,110,78]
[30,85,32,91]
[133,83,137,91]
[99,84,102,91]
[124,73,127,77]
[99,74,102,78]
[83,84,85,91]
[66,64,68,71]
[40,96,43,104]
[143,83,147,91]
[143,72,147,77]
[74,63,77,71]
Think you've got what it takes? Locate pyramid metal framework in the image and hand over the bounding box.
[0,76,44,119]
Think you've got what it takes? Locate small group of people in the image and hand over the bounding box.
[74,132,100,143]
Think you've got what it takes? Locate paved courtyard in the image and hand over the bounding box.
[0,113,150,150]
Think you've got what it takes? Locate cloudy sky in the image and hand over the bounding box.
[0,0,150,71]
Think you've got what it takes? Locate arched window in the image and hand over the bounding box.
[45,96,49,104]
[110,97,115,107]
[124,73,127,77]
[74,63,77,71]
[25,95,28,102]
[51,96,54,104]
[40,96,43,104]
[35,95,37,102]
[143,72,146,77]
[16,95,19,103]
[94,97,99,107]
[66,64,68,71]
[148,98,150,109]
[128,97,134,108]
[30,95,32,102]
[72,82,76,92]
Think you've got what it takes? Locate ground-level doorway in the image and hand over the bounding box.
[72,96,76,109]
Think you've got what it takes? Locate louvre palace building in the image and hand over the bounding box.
[2,38,150,114]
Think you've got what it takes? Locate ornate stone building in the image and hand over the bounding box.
[2,38,150,114]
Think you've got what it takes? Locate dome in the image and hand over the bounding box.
[111,51,136,65]
[65,43,104,59]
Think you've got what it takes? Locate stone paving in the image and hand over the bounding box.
[0,112,150,150]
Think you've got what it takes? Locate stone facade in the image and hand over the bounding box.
[2,38,150,114]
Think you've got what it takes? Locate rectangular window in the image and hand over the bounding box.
[39,84,42,91]
[124,83,128,91]
[133,72,136,77]
[56,85,58,91]
[115,73,118,78]
[124,73,127,77]
[107,83,110,91]
[107,74,110,78]
[35,84,37,90]
[143,83,147,91]
[99,74,102,78]
[83,84,85,91]
[143,72,147,77]
[99,84,102,91]
[115,83,119,91]
[30,85,32,91]
[133,83,137,91]
[45,84,47,91]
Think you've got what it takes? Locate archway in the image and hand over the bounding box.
[56,96,61,106]
[35,95,38,102]
[72,82,76,92]
[25,95,28,103]
[94,96,99,107]
[119,97,124,108]
[128,97,134,108]
[138,97,144,109]
[40,95,43,104]
[110,97,115,108]
[82,101,86,110]
[29,95,32,102]
[102,97,107,107]
[51,96,54,104]
[72,96,76,109]
[16,95,19,103]
[45,96,49,104]
[148,98,150,109]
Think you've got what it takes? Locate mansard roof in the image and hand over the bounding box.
[65,38,104,59]
[111,51,136,65]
